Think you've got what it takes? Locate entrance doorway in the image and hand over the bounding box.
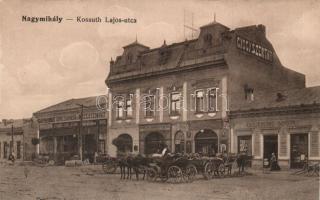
[238,136,252,167]
[145,132,165,155]
[83,134,96,163]
[195,129,218,156]
[263,135,278,167]
[114,134,133,155]
[290,134,308,168]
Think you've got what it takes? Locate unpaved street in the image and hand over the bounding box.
[0,163,319,200]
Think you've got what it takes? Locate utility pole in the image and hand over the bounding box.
[76,104,89,161]
[11,124,14,155]
[78,104,84,161]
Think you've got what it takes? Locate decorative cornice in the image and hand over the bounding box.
[229,104,320,119]
[106,58,226,85]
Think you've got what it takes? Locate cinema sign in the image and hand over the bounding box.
[236,36,273,62]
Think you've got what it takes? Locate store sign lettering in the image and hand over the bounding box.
[246,120,296,128]
[236,36,273,62]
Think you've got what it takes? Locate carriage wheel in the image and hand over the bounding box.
[168,166,183,183]
[204,162,215,180]
[185,164,197,182]
[102,161,117,174]
[217,163,225,178]
[146,168,157,181]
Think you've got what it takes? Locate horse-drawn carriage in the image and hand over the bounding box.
[101,153,252,183]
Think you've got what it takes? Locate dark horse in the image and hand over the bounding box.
[119,154,151,180]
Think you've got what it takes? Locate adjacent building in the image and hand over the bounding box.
[230,87,320,169]
[33,96,107,164]
[105,19,307,164]
[0,118,38,161]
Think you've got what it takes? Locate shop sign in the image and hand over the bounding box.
[236,36,273,62]
[139,123,171,132]
[246,120,296,128]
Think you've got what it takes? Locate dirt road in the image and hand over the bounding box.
[0,163,318,200]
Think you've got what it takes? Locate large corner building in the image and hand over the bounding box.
[105,20,319,169]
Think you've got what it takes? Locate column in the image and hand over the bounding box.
[221,76,228,117]
[135,88,140,124]
[252,134,255,156]
[182,81,187,121]
[108,91,112,127]
[53,136,57,160]
[230,128,234,153]
[260,134,263,159]
[159,87,164,122]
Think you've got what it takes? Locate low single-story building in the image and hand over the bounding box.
[229,86,320,169]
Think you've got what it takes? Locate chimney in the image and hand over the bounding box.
[257,24,266,36]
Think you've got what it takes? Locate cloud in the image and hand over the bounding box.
[59,41,99,70]
[0,34,3,104]
[0,64,3,104]
[59,41,101,80]
[16,59,65,94]
[0,34,2,60]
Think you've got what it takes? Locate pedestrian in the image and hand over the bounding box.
[8,153,15,164]
[270,153,281,171]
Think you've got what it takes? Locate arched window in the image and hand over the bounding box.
[195,90,205,112]
[174,131,185,153]
[195,129,218,156]
[113,134,133,155]
[208,88,217,112]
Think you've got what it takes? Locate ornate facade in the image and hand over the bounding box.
[105,19,308,167]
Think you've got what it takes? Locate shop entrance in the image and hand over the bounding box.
[83,134,96,163]
[145,132,165,155]
[238,135,252,167]
[113,134,133,155]
[263,135,278,167]
[290,134,308,168]
[195,129,218,156]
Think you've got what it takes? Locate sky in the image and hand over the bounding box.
[0,0,320,120]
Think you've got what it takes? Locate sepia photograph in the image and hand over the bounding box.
[0,0,319,199]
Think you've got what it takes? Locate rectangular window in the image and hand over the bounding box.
[126,95,133,118]
[17,141,21,159]
[4,142,8,159]
[115,96,125,119]
[144,95,155,117]
[208,88,217,112]
[170,92,181,115]
[195,90,205,112]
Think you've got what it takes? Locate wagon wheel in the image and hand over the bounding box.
[204,162,215,180]
[185,164,198,183]
[102,160,117,174]
[146,167,157,181]
[168,165,183,183]
[217,163,225,178]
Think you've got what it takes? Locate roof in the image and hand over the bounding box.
[123,41,149,49]
[200,21,230,30]
[34,95,106,114]
[232,86,320,111]
[0,118,32,132]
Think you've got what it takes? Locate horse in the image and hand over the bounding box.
[118,154,151,180]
